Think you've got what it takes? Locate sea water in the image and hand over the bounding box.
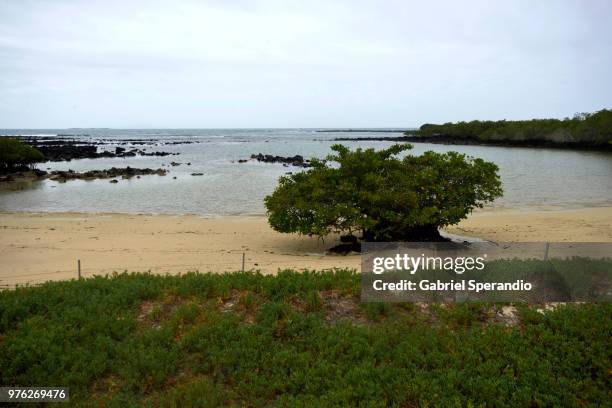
[0,129,611,215]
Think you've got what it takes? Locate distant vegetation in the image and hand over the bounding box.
[265,144,502,242]
[408,109,612,149]
[0,137,44,172]
[1,269,610,406]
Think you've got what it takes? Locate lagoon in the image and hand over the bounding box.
[1,128,611,215]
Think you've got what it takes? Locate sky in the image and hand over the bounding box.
[0,0,611,128]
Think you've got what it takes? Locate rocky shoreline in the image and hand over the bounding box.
[16,136,181,162]
[328,136,411,142]
[322,135,479,144]
[0,167,167,183]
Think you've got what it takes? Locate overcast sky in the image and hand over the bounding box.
[0,0,610,128]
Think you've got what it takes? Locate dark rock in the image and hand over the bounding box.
[330,136,410,142]
[246,153,313,167]
[47,167,167,182]
[191,173,204,176]
[328,241,361,255]
[17,137,178,162]
[141,151,177,157]
[109,179,118,183]
[0,169,49,182]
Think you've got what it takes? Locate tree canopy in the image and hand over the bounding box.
[410,109,612,148]
[0,137,44,172]
[264,144,502,242]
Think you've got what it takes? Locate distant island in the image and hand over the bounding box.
[326,109,612,150]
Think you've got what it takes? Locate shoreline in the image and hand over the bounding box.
[321,134,612,151]
[3,202,611,218]
[1,206,611,287]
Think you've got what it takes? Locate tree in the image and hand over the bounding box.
[264,144,502,242]
[410,109,612,147]
[0,138,45,172]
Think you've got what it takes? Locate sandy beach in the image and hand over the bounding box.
[1,207,611,287]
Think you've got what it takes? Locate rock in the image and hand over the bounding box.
[141,151,177,157]
[191,173,204,176]
[17,136,178,162]
[328,241,361,255]
[45,167,167,182]
[246,153,313,167]
[110,179,118,183]
[238,159,248,163]
[170,162,181,166]
[330,136,409,142]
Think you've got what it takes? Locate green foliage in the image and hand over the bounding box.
[0,269,610,406]
[411,109,612,147]
[0,137,44,171]
[155,377,228,407]
[264,144,502,241]
[361,302,393,320]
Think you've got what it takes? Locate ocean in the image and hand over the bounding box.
[1,129,611,215]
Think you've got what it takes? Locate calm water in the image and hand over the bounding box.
[1,129,611,215]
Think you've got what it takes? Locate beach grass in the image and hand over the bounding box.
[1,269,610,407]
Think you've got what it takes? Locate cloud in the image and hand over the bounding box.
[0,0,610,127]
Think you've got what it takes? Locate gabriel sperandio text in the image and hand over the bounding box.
[372,279,533,292]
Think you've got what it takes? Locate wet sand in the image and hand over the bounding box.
[1,207,611,287]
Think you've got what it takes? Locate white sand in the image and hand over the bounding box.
[1,207,611,287]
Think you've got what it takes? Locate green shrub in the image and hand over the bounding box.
[0,270,610,406]
[0,137,44,171]
[264,144,502,241]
